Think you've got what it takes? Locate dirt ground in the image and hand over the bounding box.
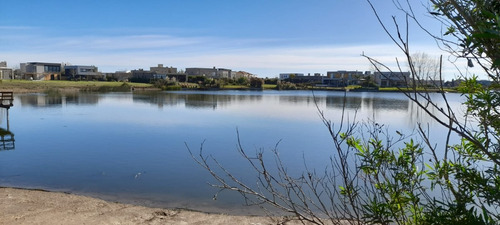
[0,187,312,225]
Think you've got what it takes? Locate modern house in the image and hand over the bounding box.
[20,62,61,80]
[185,67,232,79]
[323,71,369,87]
[131,69,157,81]
[277,70,414,88]
[374,71,411,87]
[293,73,324,84]
[279,73,324,84]
[0,61,14,80]
[150,64,186,82]
[150,64,177,75]
[106,71,132,82]
[232,71,255,79]
[279,73,304,80]
[186,67,216,77]
[64,65,102,80]
[217,68,231,79]
[130,64,187,82]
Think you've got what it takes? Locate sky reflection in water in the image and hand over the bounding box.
[0,90,465,214]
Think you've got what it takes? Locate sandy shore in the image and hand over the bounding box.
[0,187,304,225]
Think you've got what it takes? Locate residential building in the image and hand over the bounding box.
[131,69,158,81]
[279,73,304,80]
[150,64,177,74]
[279,73,326,84]
[323,71,369,87]
[21,62,61,80]
[374,71,411,87]
[186,67,216,77]
[131,65,187,82]
[232,71,255,79]
[106,71,132,82]
[64,65,102,80]
[150,64,186,82]
[217,68,231,79]
[0,61,13,80]
[185,67,232,79]
[295,73,324,84]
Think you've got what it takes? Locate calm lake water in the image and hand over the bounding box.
[0,90,465,214]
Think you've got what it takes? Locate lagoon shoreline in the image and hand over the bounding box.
[0,186,304,225]
[0,80,454,94]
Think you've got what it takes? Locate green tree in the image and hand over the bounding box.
[360,75,378,88]
[264,77,279,85]
[249,77,264,89]
[236,76,249,85]
[276,81,298,90]
[188,75,207,84]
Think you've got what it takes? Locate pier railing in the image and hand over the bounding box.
[0,92,13,109]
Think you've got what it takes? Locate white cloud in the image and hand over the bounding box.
[57,35,205,51]
[0,26,36,30]
[0,29,485,80]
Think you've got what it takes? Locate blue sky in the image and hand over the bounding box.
[0,0,474,79]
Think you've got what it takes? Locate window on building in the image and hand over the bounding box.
[44,65,60,73]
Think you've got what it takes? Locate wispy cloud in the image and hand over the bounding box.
[0,26,37,30]
[0,27,471,79]
[56,35,205,51]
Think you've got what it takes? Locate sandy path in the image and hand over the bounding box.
[0,187,300,225]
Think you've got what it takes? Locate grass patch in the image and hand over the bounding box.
[220,84,277,90]
[222,85,248,89]
[346,85,362,90]
[0,80,152,93]
[263,84,277,89]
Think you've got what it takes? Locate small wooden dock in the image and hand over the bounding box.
[0,128,14,150]
[0,92,13,109]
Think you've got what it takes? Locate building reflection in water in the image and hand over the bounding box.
[18,93,99,107]
[132,92,263,110]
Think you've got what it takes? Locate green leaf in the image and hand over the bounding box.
[444,26,456,35]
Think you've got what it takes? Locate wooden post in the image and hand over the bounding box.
[6,109,9,131]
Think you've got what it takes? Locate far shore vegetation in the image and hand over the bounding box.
[0,78,461,94]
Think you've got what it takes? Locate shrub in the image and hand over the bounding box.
[276,81,297,90]
[249,77,264,89]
